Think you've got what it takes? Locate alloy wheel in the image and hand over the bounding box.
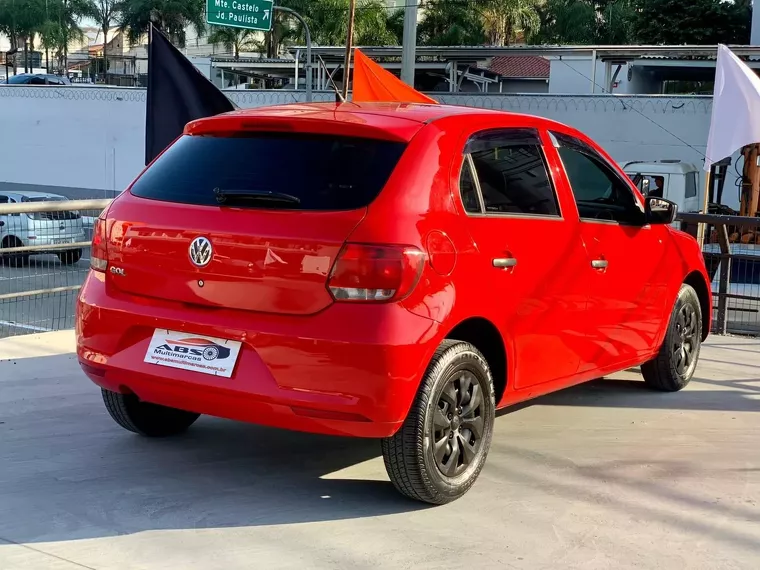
[432,370,485,477]
[673,303,698,376]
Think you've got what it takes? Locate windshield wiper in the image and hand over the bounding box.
[213,188,301,206]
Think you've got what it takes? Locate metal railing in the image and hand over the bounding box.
[0,199,111,338]
[678,212,760,336]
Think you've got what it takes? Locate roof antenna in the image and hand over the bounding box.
[317,55,345,103]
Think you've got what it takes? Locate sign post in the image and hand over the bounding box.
[206,0,274,31]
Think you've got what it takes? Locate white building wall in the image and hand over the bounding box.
[0,87,738,209]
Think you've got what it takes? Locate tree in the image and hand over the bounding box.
[283,0,399,47]
[207,27,261,59]
[631,0,751,45]
[418,0,486,46]
[118,0,205,47]
[480,0,541,46]
[88,0,120,80]
[41,0,91,73]
[530,0,634,45]
[0,0,47,72]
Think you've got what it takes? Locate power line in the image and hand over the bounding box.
[556,58,708,160]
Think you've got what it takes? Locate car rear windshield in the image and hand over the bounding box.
[130,133,407,211]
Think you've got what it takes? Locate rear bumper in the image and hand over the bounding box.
[76,272,441,438]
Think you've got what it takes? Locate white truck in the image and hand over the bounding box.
[619,160,702,213]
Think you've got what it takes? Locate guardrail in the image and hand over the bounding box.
[1,200,759,339]
[0,199,111,338]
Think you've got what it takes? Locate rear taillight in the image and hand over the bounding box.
[90,217,108,272]
[327,244,425,302]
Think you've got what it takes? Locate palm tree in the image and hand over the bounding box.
[207,27,261,59]
[87,0,120,81]
[118,0,205,47]
[480,0,541,46]
[0,0,47,72]
[418,0,486,46]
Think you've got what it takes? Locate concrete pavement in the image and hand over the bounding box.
[1,332,759,569]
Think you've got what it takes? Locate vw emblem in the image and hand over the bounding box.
[189,237,213,267]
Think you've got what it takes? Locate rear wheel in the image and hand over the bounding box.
[641,284,702,392]
[102,389,200,437]
[57,248,82,265]
[381,340,496,504]
[1,236,29,267]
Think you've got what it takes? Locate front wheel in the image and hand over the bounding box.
[641,284,703,391]
[381,340,496,504]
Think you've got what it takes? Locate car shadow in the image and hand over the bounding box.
[1,353,431,547]
[2,350,757,549]
[498,375,760,417]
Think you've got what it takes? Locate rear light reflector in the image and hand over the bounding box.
[90,217,108,272]
[327,244,425,303]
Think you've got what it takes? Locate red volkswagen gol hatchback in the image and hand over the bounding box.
[77,103,711,504]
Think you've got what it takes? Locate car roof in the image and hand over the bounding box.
[1,190,65,199]
[187,102,554,143]
[620,161,699,174]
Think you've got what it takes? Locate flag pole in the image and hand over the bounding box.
[697,166,711,245]
[341,0,356,101]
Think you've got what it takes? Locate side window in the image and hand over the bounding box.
[29,76,46,85]
[685,172,698,198]
[0,195,8,204]
[465,128,559,217]
[551,131,645,225]
[459,158,482,213]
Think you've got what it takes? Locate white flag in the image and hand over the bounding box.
[705,44,760,171]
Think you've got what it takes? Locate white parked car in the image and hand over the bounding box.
[705,243,760,333]
[0,191,87,266]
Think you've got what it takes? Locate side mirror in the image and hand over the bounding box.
[0,220,4,227]
[646,196,677,225]
[640,178,650,195]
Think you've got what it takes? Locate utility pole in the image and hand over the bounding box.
[400,0,418,86]
[341,0,356,100]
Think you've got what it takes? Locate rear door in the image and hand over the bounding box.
[457,126,590,389]
[105,132,407,315]
[547,131,672,371]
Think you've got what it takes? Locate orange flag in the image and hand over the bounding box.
[352,49,438,105]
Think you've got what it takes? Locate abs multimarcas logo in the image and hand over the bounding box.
[144,330,242,378]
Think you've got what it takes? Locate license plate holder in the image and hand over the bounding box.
[144,329,242,378]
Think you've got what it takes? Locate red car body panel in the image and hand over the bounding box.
[76,102,712,438]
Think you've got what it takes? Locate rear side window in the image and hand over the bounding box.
[464,129,559,217]
[459,159,481,214]
[131,133,407,210]
[685,172,698,198]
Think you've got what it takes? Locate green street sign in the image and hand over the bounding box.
[206,0,274,32]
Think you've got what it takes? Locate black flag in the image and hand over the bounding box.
[145,25,235,165]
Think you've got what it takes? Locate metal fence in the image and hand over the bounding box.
[1,200,759,340]
[0,199,111,338]
[679,213,760,336]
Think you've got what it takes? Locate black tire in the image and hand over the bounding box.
[102,389,200,437]
[641,284,702,392]
[57,248,82,265]
[381,340,496,504]
[1,236,29,267]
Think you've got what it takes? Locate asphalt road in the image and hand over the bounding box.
[0,254,89,337]
[1,332,758,569]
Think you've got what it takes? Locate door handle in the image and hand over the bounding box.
[591,259,608,269]
[493,257,517,268]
